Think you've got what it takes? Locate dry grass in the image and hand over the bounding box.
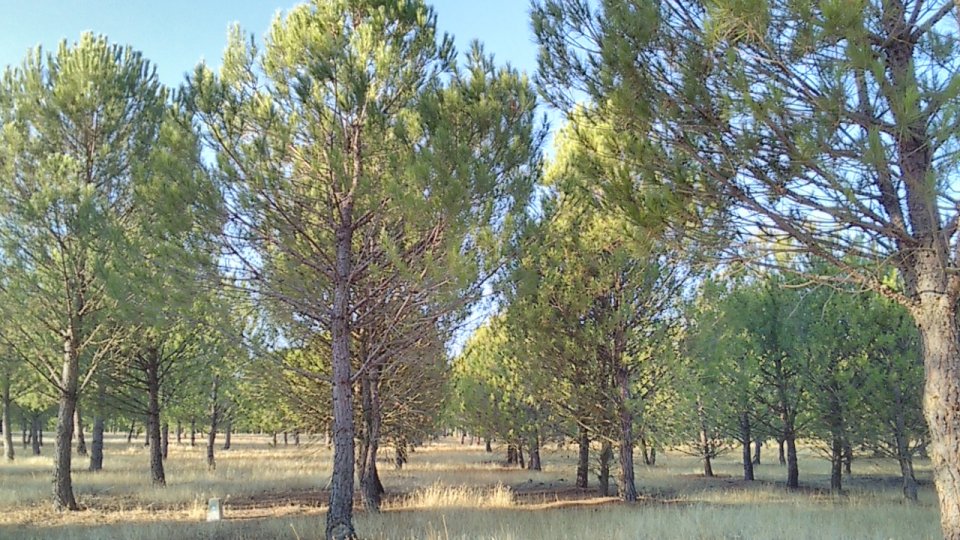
[0,433,941,539]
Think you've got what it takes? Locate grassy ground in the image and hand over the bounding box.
[0,434,941,539]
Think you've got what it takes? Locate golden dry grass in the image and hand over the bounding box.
[0,433,941,539]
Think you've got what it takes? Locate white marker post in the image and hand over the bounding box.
[207,497,223,521]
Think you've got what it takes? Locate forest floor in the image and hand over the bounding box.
[0,434,941,539]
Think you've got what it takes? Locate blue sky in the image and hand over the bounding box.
[0,1,540,89]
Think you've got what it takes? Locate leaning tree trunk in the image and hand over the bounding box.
[74,405,87,456]
[146,351,165,486]
[326,215,357,540]
[576,425,590,489]
[616,365,638,502]
[914,295,960,536]
[2,375,13,461]
[53,331,80,511]
[740,412,754,481]
[359,368,384,512]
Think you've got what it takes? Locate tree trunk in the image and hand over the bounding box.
[697,395,714,478]
[638,435,650,466]
[830,434,843,493]
[527,431,541,471]
[576,425,590,489]
[325,215,357,540]
[89,382,105,471]
[507,444,517,465]
[753,438,762,466]
[127,420,136,444]
[207,376,219,470]
[223,420,232,450]
[146,350,165,486]
[272,432,278,447]
[485,438,492,453]
[786,435,799,489]
[284,431,288,446]
[74,405,87,456]
[517,443,525,469]
[599,441,612,497]
[2,375,13,461]
[395,442,408,470]
[359,369,383,512]
[190,419,196,447]
[89,416,104,471]
[740,412,754,481]
[53,332,80,511]
[161,422,169,460]
[842,442,853,475]
[893,384,918,502]
[914,298,960,535]
[294,429,300,446]
[616,365,638,502]
[778,438,786,466]
[176,420,182,445]
[31,416,41,455]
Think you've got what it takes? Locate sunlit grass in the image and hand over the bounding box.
[0,433,941,539]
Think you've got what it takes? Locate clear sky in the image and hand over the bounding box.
[0,1,541,88]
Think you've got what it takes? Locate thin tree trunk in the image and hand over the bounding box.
[88,381,105,472]
[527,431,541,471]
[89,415,104,471]
[325,214,357,540]
[2,375,13,461]
[599,441,612,497]
[740,412,754,481]
[31,416,41,455]
[207,376,219,470]
[53,331,80,511]
[616,365,638,502]
[697,395,714,478]
[190,419,196,447]
[830,435,843,493]
[127,420,136,444]
[507,444,517,465]
[753,438,762,466]
[161,422,169,460]
[892,384,918,501]
[176,420,182,445]
[778,437,786,466]
[360,369,383,512]
[283,431,288,446]
[146,350,165,486]
[74,405,87,456]
[485,438,492,453]
[576,425,589,489]
[223,420,232,450]
[517,443,525,469]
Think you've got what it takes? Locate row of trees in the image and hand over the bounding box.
[4,1,960,539]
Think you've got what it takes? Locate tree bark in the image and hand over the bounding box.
[786,435,799,489]
[89,381,105,471]
[778,437,786,466]
[31,416,41,455]
[359,369,383,512]
[53,331,79,511]
[527,431,541,471]
[740,412,754,481]
[326,214,357,540]
[2,375,13,461]
[207,375,219,470]
[74,405,87,456]
[599,441,612,497]
[223,420,232,450]
[616,365,638,502]
[161,422,169,460]
[753,438,762,466]
[146,350,165,486]
[914,297,960,535]
[576,425,590,489]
